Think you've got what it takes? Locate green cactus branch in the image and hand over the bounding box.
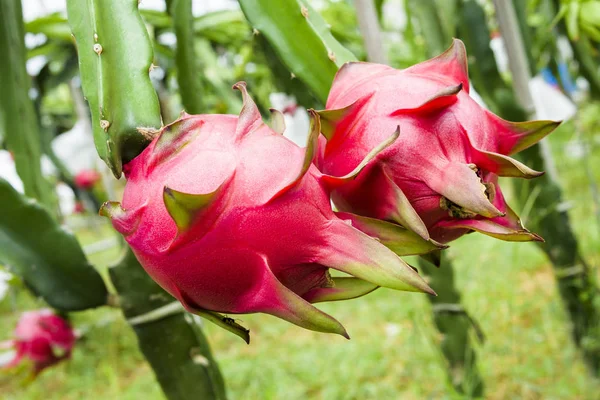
[238,0,356,104]
[407,0,448,56]
[110,249,227,400]
[409,1,486,395]
[67,0,162,178]
[0,178,108,311]
[516,146,600,372]
[0,0,55,210]
[67,1,228,397]
[418,253,484,397]
[169,0,204,114]
[465,0,600,375]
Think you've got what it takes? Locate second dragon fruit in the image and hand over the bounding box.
[318,39,559,245]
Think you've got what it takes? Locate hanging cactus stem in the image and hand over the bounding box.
[239,0,356,103]
[67,0,162,177]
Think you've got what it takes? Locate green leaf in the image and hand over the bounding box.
[0,0,55,210]
[566,1,580,40]
[140,9,172,29]
[254,34,321,109]
[27,41,65,60]
[25,13,72,41]
[195,38,243,113]
[0,178,108,311]
[67,0,162,177]
[408,0,448,57]
[194,10,248,45]
[434,0,459,38]
[239,0,357,103]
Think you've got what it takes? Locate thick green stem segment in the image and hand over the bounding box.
[419,254,484,397]
[515,147,600,372]
[68,1,227,394]
[0,0,55,209]
[409,1,485,394]
[407,0,448,56]
[66,0,162,178]
[0,179,108,311]
[169,0,204,114]
[238,0,356,104]
[462,0,600,374]
[458,0,525,120]
[110,249,227,400]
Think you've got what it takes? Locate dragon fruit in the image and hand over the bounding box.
[3,309,75,375]
[318,39,560,245]
[100,83,436,342]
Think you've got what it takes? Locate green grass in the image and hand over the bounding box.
[1,110,599,399]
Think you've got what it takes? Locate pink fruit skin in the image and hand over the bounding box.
[74,169,101,190]
[5,309,75,374]
[103,83,433,338]
[319,39,558,244]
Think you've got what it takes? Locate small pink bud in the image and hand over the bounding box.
[5,309,75,375]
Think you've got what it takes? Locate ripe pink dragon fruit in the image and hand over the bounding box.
[100,83,436,342]
[74,169,101,190]
[318,39,560,245]
[3,309,75,375]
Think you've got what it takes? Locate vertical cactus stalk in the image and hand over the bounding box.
[407,0,448,56]
[168,0,204,114]
[406,1,486,395]
[497,0,600,372]
[110,249,226,400]
[414,255,484,398]
[476,0,600,374]
[239,0,356,104]
[67,0,162,178]
[0,0,55,210]
[67,2,227,398]
[419,253,484,397]
[515,146,600,373]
